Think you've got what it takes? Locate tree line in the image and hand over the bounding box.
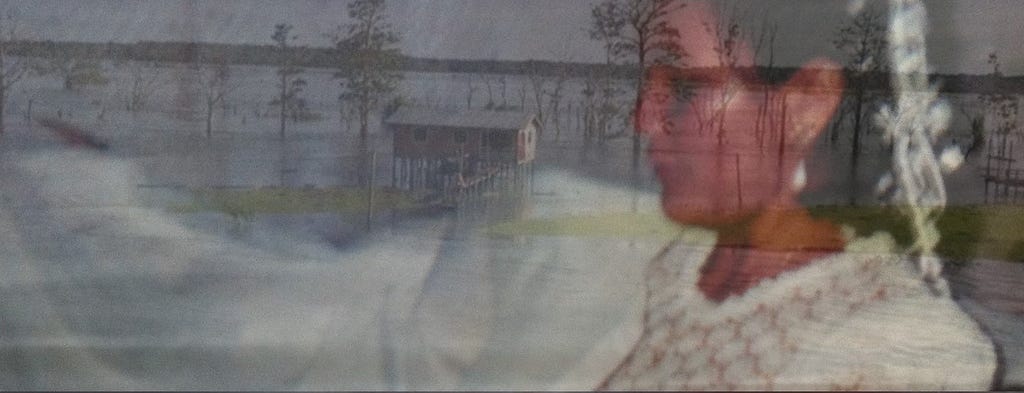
[6,38,1018,94]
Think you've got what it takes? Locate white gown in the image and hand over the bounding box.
[596,229,997,390]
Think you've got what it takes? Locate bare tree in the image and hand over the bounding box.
[832,8,887,164]
[589,0,684,163]
[580,71,601,145]
[585,77,601,143]
[984,52,1019,137]
[524,61,548,130]
[753,21,779,150]
[52,59,105,91]
[125,61,165,112]
[832,7,887,205]
[0,13,32,135]
[596,77,625,143]
[481,74,496,109]
[955,100,986,159]
[464,74,477,109]
[546,66,569,141]
[200,59,235,137]
[700,2,751,146]
[40,41,106,91]
[982,51,1020,157]
[588,1,627,144]
[499,74,508,108]
[518,78,528,110]
[331,0,402,141]
[271,23,306,140]
[590,1,626,66]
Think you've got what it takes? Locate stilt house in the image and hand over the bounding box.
[385,107,538,194]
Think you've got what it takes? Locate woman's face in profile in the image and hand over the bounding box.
[637,1,845,227]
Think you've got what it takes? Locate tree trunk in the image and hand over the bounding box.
[206,100,214,137]
[485,77,494,108]
[519,83,526,109]
[339,102,346,133]
[0,89,5,136]
[279,74,287,140]
[500,76,507,107]
[358,138,370,187]
[851,89,865,161]
[849,89,865,205]
[359,106,369,141]
[551,100,561,142]
[632,50,647,173]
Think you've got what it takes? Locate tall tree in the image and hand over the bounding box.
[0,13,32,135]
[754,21,780,150]
[546,65,570,141]
[200,58,235,137]
[589,0,684,163]
[982,51,1019,157]
[464,74,477,109]
[832,8,887,168]
[696,3,740,146]
[271,23,306,140]
[331,0,402,141]
[588,2,625,144]
[45,52,106,91]
[832,7,887,204]
[690,2,776,148]
[124,61,165,112]
[524,61,549,134]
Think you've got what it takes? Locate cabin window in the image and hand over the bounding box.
[454,131,467,143]
[414,129,427,142]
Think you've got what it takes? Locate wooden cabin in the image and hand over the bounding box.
[385,107,538,194]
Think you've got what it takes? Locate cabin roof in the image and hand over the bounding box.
[385,107,536,131]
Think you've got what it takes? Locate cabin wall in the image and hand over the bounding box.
[392,125,484,160]
[391,125,519,164]
[388,122,535,196]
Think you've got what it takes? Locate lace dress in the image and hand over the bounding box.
[597,230,996,390]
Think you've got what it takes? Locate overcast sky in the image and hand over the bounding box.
[4,0,1023,75]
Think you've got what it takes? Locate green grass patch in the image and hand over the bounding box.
[952,204,1024,263]
[807,205,916,248]
[806,205,983,262]
[487,212,685,239]
[169,186,419,220]
[488,204,1024,263]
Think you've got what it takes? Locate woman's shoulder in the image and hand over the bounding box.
[603,229,997,390]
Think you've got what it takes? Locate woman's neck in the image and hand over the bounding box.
[697,205,846,302]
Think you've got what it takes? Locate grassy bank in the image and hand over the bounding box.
[488,204,1024,263]
[170,186,420,221]
[487,212,684,239]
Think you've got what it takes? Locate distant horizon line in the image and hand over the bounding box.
[12,38,1024,79]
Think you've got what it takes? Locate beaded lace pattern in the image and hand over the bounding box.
[599,233,994,390]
